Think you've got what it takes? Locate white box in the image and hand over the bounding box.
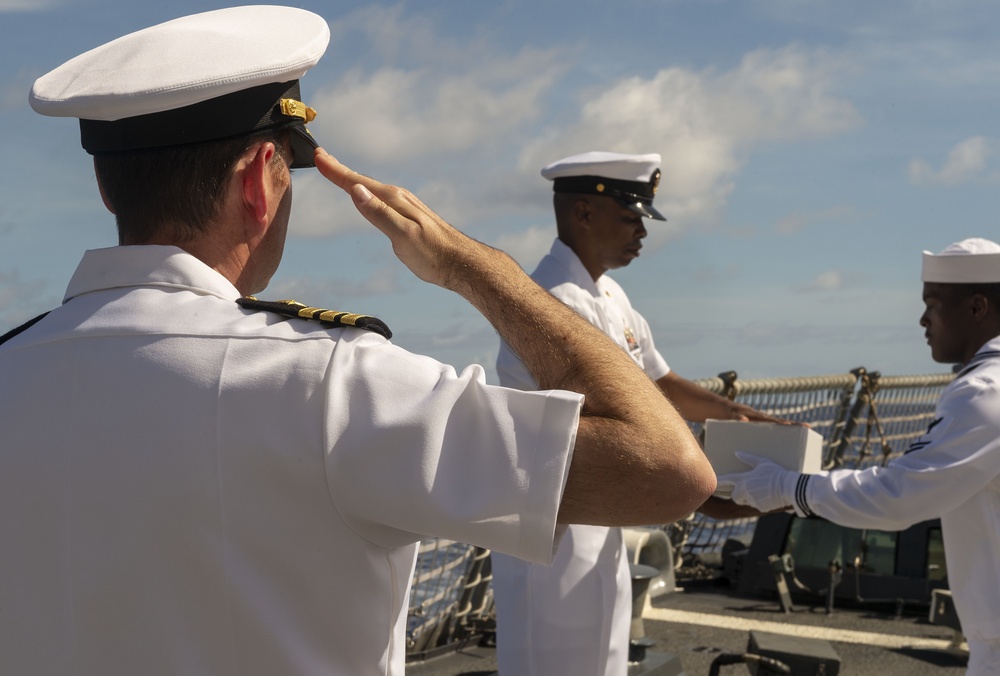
[702,420,824,477]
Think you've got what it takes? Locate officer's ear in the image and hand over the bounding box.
[241,141,279,226]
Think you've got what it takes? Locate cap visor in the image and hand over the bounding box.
[289,124,320,168]
[625,201,666,221]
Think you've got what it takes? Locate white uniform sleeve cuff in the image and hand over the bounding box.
[788,472,828,517]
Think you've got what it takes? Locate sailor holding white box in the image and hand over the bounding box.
[718,237,1000,676]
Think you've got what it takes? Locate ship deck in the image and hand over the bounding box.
[408,575,968,676]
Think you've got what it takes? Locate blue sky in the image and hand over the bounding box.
[2,0,996,381]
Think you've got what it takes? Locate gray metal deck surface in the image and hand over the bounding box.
[407,577,967,676]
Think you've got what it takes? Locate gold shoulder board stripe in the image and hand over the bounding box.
[237,297,392,339]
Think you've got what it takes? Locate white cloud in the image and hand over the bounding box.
[291,16,859,259]
[712,46,860,141]
[314,4,564,166]
[312,54,561,164]
[908,136,997,185]
[297,6,568,242]
[519,46,861,229]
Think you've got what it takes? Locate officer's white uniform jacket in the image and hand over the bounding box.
[795,337,1000,642]
[493,238,669,676]
[0,245,582,676]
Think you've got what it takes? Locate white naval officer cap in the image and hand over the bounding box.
[922,238,1000,284]
[541,151,666,221]
[29,5,330,169]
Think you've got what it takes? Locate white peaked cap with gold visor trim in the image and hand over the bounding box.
[29,5,329,168]
[922,237,1000,284]
[541,151,667,221]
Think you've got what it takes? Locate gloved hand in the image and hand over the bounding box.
[715,453,799,513]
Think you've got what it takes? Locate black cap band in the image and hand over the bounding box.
[79,80,318,167]
[552,170,666,221]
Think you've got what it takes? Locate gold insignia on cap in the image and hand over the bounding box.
[596,183,605,192]
[651,169,661,195]
[279,98,317,122]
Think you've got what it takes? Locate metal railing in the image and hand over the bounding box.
[407,540,493,659]
[405,367,954,657]
[676,369,862,566]
[828,369,955,470]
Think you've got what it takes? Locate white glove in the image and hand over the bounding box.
[716,453,799,513]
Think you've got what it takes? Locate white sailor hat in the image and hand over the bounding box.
[29,5,330,168]
[922,237,1000,284]
[541,151,666,221]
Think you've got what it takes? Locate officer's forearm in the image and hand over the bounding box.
[447,242,716,525]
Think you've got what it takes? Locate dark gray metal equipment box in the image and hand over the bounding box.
[747,630,841,675]
[929,588,962,632]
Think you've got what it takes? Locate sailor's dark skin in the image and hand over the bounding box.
[697,496,784,519]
